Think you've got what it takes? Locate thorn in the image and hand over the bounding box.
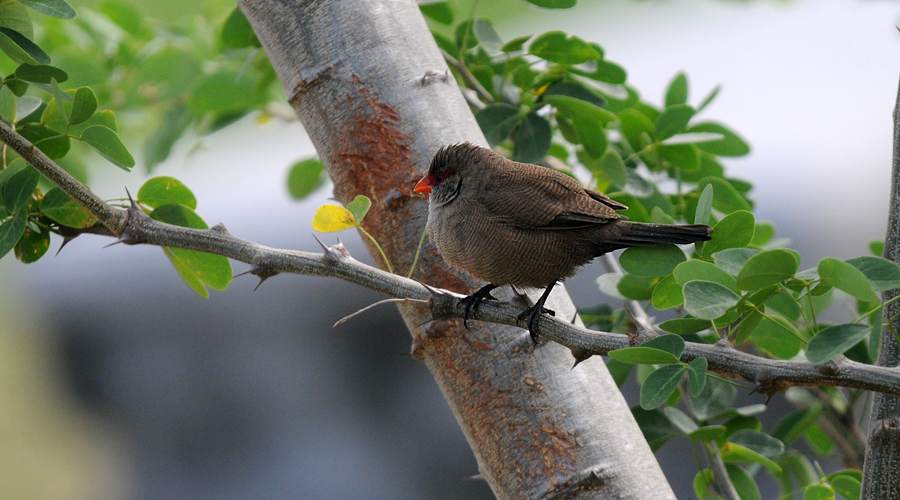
[254,276,269,291]
[233,269,253,278]
[210,223,229,233]
[312,233,329,252]
[103,240,124,248]
[55,235,76,255]
[124,186,136,207]
[570,348,592,369]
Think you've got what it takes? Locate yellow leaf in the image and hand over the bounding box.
[312,204,357,232]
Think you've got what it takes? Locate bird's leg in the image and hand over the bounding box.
[517,281,557,342]
[458,284,499,329]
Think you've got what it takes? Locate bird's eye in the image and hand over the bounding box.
[434,172,444,183]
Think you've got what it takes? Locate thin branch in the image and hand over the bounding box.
[441,48,495,106]
[334,297,429,327]
[5,121,900,399]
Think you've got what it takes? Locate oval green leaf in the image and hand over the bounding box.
[151,204,232,293]
[818,258,879,303]
[673,259,736,289]
[845,256,900,292]
[138,176,197,210]
[701,210,755,257]
[14,63,68,84]
[2,165,39,213]
[529,31,599,64]
[687,122,750,157]
[286,157,326,200]
[620,244,686,277]
[475,103,520,147]
[656,104,694,141]
[683,280,740,320]
[14,225,48,263]
[806,323,870,365]
[0,209,27,259]
[687,425,725,442]
[652,274,684,310]
[642,334,686,359]
[658,317,712,335]
[608,346,680,365]
[40,187,96,228]
[750,316,804,359]
[735,249,800,291]
[639,364,686,410]
[79,125,135,170]
[512,112,551,164]
[728,429,784,457]
[687,357,707,397]
[803,483,835,500]
[68,87,98,125]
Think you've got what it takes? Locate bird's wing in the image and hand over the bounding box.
[478,163,626,230]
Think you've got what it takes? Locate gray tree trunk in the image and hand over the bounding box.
[237,0,675,498]
[861,74,900,500]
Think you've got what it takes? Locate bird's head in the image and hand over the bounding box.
[414,143,482,204]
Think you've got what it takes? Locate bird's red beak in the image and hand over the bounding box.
[414,175,433,194]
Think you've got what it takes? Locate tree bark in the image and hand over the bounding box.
[861,73,900,500]
[237,0,675,498]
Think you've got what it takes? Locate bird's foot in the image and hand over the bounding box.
[517,305,556,343]
[459,284,499,329]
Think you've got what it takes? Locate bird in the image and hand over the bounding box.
[413,142,713,340]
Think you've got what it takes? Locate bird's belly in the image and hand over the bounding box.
[429,206,587,288]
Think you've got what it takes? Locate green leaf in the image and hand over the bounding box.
[694,469,714,499]
[652,274,684,310]
[665,73,688,107]
[702,210,755,257]
[683,280,740,320]
[643,334,686,358]
[845,256,900,292]
[543,80,606,108]
[346,195,372,224]
[19,0,76,19]
[419,1,453,25]
[750,316,803,359]
[39,187,95,227]
[68,87,97,125]
[33,135,70,159]
[0,28,49,65]
[803,484,835,500]
[734,310,764,345]
[529,31,599,64]
[729,429,784,457]
[656,104,694,141]
[687,425,725,442]
[220,8,261,49]
[618,108,655,152]
[616,272,656,300]
[14,63,67,84]
[620,244,686,277]
[687,122,750,157]
[818,258,879,303]
[806,323,870,364]
[687,357,707,397]
[145,105,190,170]
[726,464,761,500]
[98,0,147,36]
[751,222,775,246]
[714,247,761,276]
[631,406,673,451]
[0,209,27,259]
[475,103,520,147]
[830,475,860,500]
[657,143,699,171]
[138,177,197,210]
[512,112,551,163]
[698,85,720,112]
[13,224,48,263]
[640,364,686,409]
[608,347,680,365]
[2,165,38,213]
[50,77,67,123]
[189,69,268,114]
[674,260,736,290]
[79,125,134,170]
[690,378,737,421]
[472,18,502,53]
[591,150,627,188]
[695,183,713,228]
[286,157,326,199]
[607,193,649,223]
[658,318,712,335]
[522,0,576,8]
[151,204,232,294]
[546,94,616,124]
[870,240,885,257]
[0,85,15,122]
[501,35,531,53]
[735,249,800,291]
[697,176,752,214]
[721,442,782,472]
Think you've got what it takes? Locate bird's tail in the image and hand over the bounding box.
[610,221,713,248]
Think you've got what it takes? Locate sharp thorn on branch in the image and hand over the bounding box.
[233,269,253,278]
[124,186,136,207]
[311,233,329,252]
[254,276,270,291]
[56,236,76,255]
[103,240,124,248]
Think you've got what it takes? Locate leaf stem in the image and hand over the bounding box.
[357,225,393,273]
[407,224,428,278]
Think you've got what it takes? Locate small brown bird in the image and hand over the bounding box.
[414,142,712,338]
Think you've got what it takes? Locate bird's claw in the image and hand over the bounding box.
[518,305,555,343]
[459,284,499,329]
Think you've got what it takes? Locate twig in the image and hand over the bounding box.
[334,297,429,327]
[441,48,495,106]
[4,120,900,398]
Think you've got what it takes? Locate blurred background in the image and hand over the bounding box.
[1,0,898,498]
